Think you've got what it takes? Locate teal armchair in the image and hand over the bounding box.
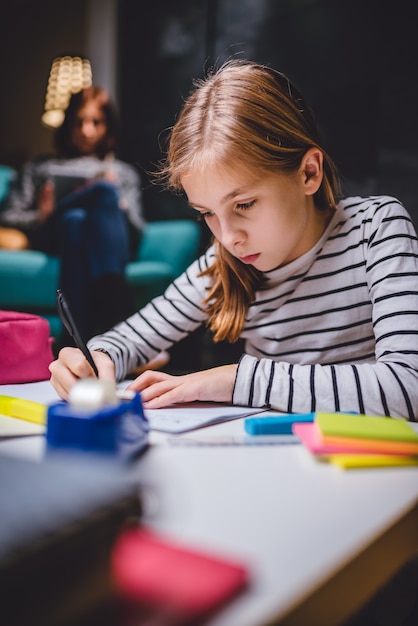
[0,165,201,339]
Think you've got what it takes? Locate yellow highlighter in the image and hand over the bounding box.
[0,395,47,425]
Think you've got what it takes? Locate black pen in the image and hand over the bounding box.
[56,288,99,377]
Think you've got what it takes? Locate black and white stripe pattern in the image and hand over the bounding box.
[89,196,418,420]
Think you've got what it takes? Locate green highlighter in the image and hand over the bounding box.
[316,412,418,442]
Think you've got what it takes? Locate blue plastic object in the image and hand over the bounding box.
[244,413,315,435]
[47,392,149,460]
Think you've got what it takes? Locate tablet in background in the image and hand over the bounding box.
[50,172,92,202]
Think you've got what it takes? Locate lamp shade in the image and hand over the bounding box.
[42,56,93,128]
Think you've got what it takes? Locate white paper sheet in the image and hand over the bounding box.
[145,403,265,433]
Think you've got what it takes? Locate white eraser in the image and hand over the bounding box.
[69,379,119,411]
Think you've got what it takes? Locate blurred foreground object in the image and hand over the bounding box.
[0,453,141,626]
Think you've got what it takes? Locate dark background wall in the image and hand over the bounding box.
[0,0,117,168]
[117,0,418,231]
[0,0,88,168]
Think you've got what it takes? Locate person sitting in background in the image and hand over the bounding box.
[0,85,145,344]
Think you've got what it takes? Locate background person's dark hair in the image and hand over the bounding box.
[54,85,119,159]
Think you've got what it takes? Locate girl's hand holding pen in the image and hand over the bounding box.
[49,347,115,401]
[127,364,238,409]
[50,350,238,407]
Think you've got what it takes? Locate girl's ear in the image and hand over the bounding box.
[301,147,323,195]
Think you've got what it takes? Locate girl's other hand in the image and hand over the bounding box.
[127,364,238,409]
[49,347,116,400]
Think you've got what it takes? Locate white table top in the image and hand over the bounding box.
[1,381,418,626]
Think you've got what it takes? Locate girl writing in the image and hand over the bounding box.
[50,60,418,420]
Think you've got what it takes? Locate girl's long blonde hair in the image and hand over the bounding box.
[157,60,342,342]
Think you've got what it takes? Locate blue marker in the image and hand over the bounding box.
[244,413,315,435]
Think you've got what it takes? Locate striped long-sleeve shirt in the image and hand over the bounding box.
[88,196,418,421]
